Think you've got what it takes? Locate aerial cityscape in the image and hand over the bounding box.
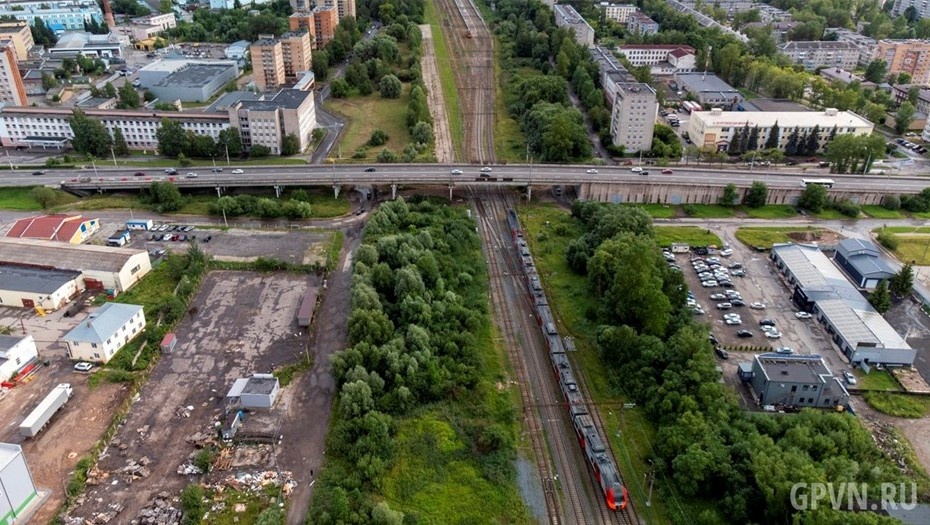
[0,0,929,523]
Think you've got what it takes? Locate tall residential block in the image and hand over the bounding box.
[0,22,33,61]
[291,0,354,20]
[288,11,317,45]
[0,41,27,106]
[875,39,930,84]
[280,30,312,81]
[609,82,657,153]
[250,36,285,92]
[312,6,337,48]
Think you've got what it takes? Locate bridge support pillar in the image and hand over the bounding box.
[449,183,453,201]
[526,184,532,202]
[391,184,397,200]
[274,185,282,198]
[333,185,341,199]
[215,186,222,198]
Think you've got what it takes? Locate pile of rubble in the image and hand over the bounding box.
[130,492,182,525]
[176,463,203,475]
[185,431,214,448]
[868,419,912,472]
[119,456,152,483]
[175,405,194,419]
[218,471,297,497]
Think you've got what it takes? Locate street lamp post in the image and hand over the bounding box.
[110,145,118,167]
[91,158,98,177]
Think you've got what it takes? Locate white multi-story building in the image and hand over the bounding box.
[0,2,103,34]
[626,11,658,35]
[62,302,145,363]
[610,82,657,153]
[828,28,879,66]
[589,46,635,107]
[617,44,696,74]
[780,41,860,71]
[756,3,792,22]
[601,3,636,23]
[688,107,874,152]
[553,4,594,48]
[892,0,930,19]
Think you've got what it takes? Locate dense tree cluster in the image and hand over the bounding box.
[310,199,515,523]
[163,0,292,43]
[563,201,925,523]
[69,110,113,157]
[208,194,313,219]
[824,134,886,174]
[156,119,243,158]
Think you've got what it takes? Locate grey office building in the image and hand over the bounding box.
[748,354,849,408]
[144,62,239,102]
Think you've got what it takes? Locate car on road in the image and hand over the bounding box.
[631,167,643,173]
[737,330,754,338]
[710,293,727,300]
[133,171,146,176]
[709,334,718,345]
[212,167,223,172]
[720,248,734,257]
[731,299,746,307]
[640,170,650,175]
[364,167,376,172]
[232,169,244,174]
[715,347,729,359]
[585,168,598,174]
[749,302,766,310]
[451,169,463,174]
[843,371,857,385]
[203,235,212,243]
[31,170,44,176]
[760,319,776,327]
[731,269,746,277]
[165,168,178,175]
[716,303,733,310]
[185,173,198,178]
[662,169,674,174]
[775,346,794,355]
[74,362,93,372]
[480,166,493,173]
[795,311,813,319]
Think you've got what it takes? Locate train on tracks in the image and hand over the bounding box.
[506,209,629,511]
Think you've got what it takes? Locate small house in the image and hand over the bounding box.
[0,335,38,383]
[226,374,280,410]
[62,303,146,363]
[748,354,848,409]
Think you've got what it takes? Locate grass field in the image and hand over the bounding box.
[423,0,464,161]
[654,226,723,247]
[892,235,930,265]
[857,370,902,391]
[517,203,673,524]
[683,204,735,218]
[861,205,905,219]
[863,392,930,418]
[742,205,797,219]
[632,203,676,219]
[813,208,853,220]
[734,226,824,249]
[0,187,77,210]
[325,89,412,162]
[875,226,930,234]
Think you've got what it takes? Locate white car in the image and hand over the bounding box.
[586,168,598,174]
[631,167,643,173]
[720,249,734,257]
[451,169,463,174]
[725,318,742,325]
[480,166,493,173]
[764,330,782,339]
[775,346,794,355]
[710,293,727,300]
[701,280,718,287]
[74,362,93,372]
[231,169,244,174]
[843,371,857,385]
[749,302,766,310]
[795,311,813,319]
[185,172,198,178]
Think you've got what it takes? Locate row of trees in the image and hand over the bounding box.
[155,118,245,159]
[68,110,129,158]
[209,192,314,219]
[163,0,292,43]
[564,200,923,523]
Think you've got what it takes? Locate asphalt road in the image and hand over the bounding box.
[22,164,930,193]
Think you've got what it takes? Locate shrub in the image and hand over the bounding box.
[877,230,899,251]
[882,194,901,210]
[830,199,860,218]
[682,204,697,216]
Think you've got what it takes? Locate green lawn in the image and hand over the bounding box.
[861,205,905,219]
[326,88,413,162]
[892,235,930,265]
[424,0,464,161]
[742,205,797,219]
[630,203,677,218]
[683,204,735,218]
[813,208,852,220]
[0,187,77,210]
[875,226,930,234]
[517,203,673,524]
[857,369,902,391]
[735,226,825,249]
[654,226,723,247]
[862,392,930,418]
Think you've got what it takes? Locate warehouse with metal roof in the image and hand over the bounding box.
[0,264,82,310]
[0,238,151,292]
[771,243,915,366]
[834,238,895,289]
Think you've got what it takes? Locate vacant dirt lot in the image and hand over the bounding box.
[66,270,321,522]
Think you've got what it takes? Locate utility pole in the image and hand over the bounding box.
[110,145,117,167]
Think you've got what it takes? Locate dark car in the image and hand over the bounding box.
[737,330,754,338]
[709,334,719,345]
[31,170,44,176]
[715,347,729,359]
[760,319,776,327]
[786,159,798,165]
[364,167,376,172]
[134,171,145,176]
[731,299,746,307]
[203,235,212,243]
[212,167,223,172]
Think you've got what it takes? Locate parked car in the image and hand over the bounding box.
[725,318,742,325]
[843,371,857,385]
[701,280,718,287]
[720,248,734,257]
[760,319,776,327]
[203,235,213,242]
[750,302,766,310]
[731,299,746,307]
[715,347,729,359]
[764,330,782,339]
[737,330,754,338]
[709,334,719,345]
[775,346,794,355]
[731,269,746,277]
[710,293,727,300]
[795,311,813,319]
[716,303,733,310]
[73,362,93,372]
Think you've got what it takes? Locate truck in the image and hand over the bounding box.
[126,219,154,231]
[19,383,73,438]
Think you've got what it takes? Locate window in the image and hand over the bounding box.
[91,343,98,348]
[803,385,809,391]
[791,385,797,392]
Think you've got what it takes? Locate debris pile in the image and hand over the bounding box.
[130,492,182,525]
[220,471,297,497]
[185,431,214,448]
[136,424,150,441]
[175,406,194,419]
[85,467,110,486]
[87,502,125,524]
[176,463,203,475]
[119,456,152,483]
[868,419,912,472]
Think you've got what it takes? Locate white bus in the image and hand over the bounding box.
[800,178,835,189]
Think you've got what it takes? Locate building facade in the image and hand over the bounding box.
[0,335,38,382]
[828,28,879,66]
[617,44,696,74]
[62,302,145,363]
[1,4,103,34]
[876,39,930,85]
[6,214,99,243]
[834,239,894,289]
[288,11,316,44]
[0,41,26,107]
[554,4,595,48]
[251,36,286,92]
[601,3,636,23]
[0,22,34,61]
[589,46,635,107]
[626,11,658,36]
[674,72,744,107]
[780,41,860,71]
[892,0,930,19]
[609,82,657,153]
[280,30,312,81]
[748,354,849,408]
[228,89,317,154]
[688,107,874,152]
[312,6,337,48]
[145,62,240,102]
[0,443,38,524]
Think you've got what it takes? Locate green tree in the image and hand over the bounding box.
[145,181,184,212]
[41,72,57,91]
[330,77,350,98]
[865,59,888,82]
[411,121,433,144]
[250,144,271,157]
[104,82,117,99]
[312,50,329,81]
[180,484,204,525]
[117,82,141,109]
[30,17,57,46]
[868,279,892,314]
[111,127,129,156]
[156,118,187,157]
[744,181,768,208]
[69,109,112,157]
[797,183,828,212]
[889,263,914,297]
[368,129,388,146]
[256,507,284,525]
[281,133,300,155]
[217,127,242,158]
[378,74,402,98]
[720,183,739,206]
[895,101,917,134]
[30,186,63,208]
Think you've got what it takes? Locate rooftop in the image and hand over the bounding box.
[226,40,250,51]
[63,302,143,344]
[675,72,740,93]
[6,214,89,241]
[243,374,279,395]
[0,237,147,272]
[238,88,312,111]
[206,90,261,112]
[0,443,23,471]
[755,354,832,384]
[837,239,893,279]
[0,334,27,353]
[619,44,695,51]
[781,40,859,51]
[692,108,874,129]
[76,96,114,108]
[737,98,810,112]
[0,264,81,294]
[155,63,236,89]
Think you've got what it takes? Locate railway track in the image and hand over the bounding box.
[435,0,496,164]
[472,188,630,524]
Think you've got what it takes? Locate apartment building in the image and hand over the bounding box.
[876,39,930,84]
[0,41,26,107]
[0,22,33,61]
[228,89,317,154]
[0,2,103,34]
[828,28,878,66]
[688,107,874,152]
[250,36,286,91]
[589,46,635,107]
[601,3,636,23]
[617,44,696,74]
[554,4,594,48]
[288,11,316,46]
[312,6,337,48]
[780,41,860,71]
[892,0,930,19]
[626,11,658,36]
[756,4,792,22]
[280,31,312,81]
[609,82,657,153]
[892,84,930,115]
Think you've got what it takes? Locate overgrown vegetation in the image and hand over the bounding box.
[308,199,526,523]
[863,392,930,418]
[735,226,826,249]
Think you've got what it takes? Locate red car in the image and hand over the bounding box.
[134,171,145,176]
[662,169,674,174]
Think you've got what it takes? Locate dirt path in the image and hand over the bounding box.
[420,24,454,164]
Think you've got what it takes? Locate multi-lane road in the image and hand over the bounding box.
[15,164,930,194]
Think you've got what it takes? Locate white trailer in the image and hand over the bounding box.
[19,384,73,438]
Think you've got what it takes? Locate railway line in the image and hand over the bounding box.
[472,188,635,524]
[435,0,496,164]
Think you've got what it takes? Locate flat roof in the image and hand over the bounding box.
[243,375,278,395]
[0,264,81,294]
[0,443,22,471]
[692,109,873,129]
[0,237,145,272]
[155,63,235,89]
[205,90,260,113]
[0,334,27,353]
[238,88,311,111]
[756,354,832,384]
[738,98,810,112]
[675,73,740,93]
[782,41,859,51]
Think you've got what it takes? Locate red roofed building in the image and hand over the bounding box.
[6,214,100,244]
